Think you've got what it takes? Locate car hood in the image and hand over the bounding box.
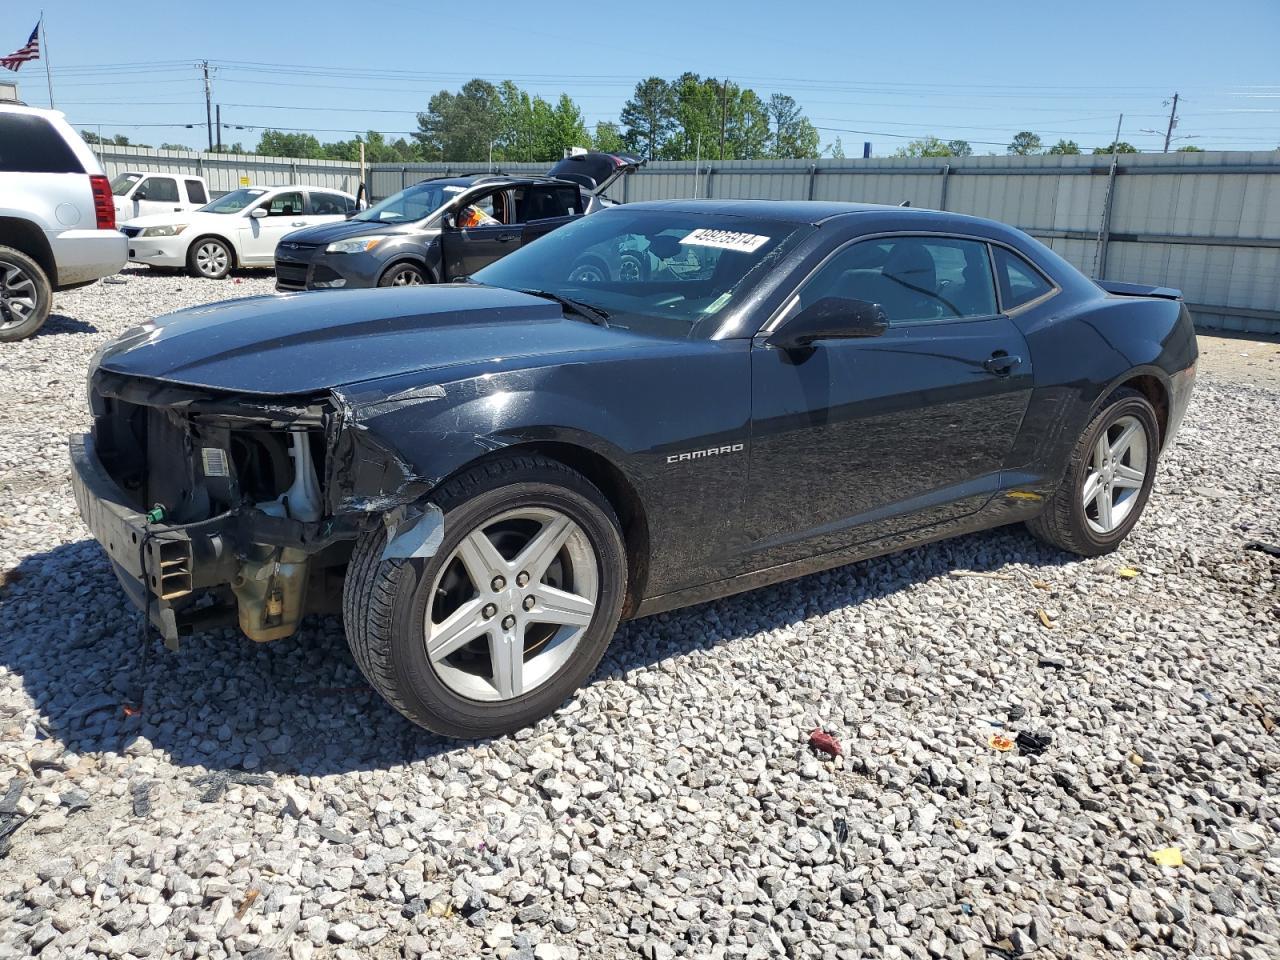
[120,211,233,230]
[281,218,426,245]
[94,285,622,395]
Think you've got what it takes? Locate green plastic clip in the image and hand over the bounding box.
[146,505,166,524]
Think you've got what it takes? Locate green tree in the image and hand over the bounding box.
[414,79,504,161]
[1092,141,1138,154]
[767,93,820,158]
[946,139,973,157]
[1007,131,1043,155]
[528,94,590,161]
[662,75,771,161]
[1175,144,1204,152]
[322,130,419,163]
[256,130,324,158]
[827,136,846,159]
[80,131,149,147]
[620,77,676,159]
[591,121,625,154]
[158,142,192,151]
[1047,139,1081,155]
[210,142,245,154]
[894,136,956,158]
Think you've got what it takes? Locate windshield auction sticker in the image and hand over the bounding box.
[680,229,769,253]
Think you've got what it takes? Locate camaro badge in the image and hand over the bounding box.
[667,443,744,464]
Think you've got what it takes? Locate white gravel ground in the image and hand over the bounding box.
[0,268,1277,960]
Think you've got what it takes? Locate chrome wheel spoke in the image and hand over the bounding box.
[531,585,595,628]
[512,515,572,584]
[1093,434,1110,471]
[427,598,489,660]
[1113,463,1145,488]
[1110,422,1140,461]
[1082,471,1103,507]
[489,628,524,699]
[456,529,510,585]
[1095,487,1114,530]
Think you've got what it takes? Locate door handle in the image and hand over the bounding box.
[174,207,182,211]
[497,234,517,242]
[983,352,1022,375]
[291,221,306,227]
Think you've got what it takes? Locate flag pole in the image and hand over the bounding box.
[40,12,54,108]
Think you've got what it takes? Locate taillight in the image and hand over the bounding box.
[89,174,115,230]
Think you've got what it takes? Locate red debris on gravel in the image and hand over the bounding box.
[808,728,843,758]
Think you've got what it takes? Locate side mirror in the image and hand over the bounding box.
[133,191,147,201]
[441,212,457,230]
[249,207,268,219]
[767,296,888,350]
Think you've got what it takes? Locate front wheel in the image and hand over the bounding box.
[1027,387,1160,556]
[379,263,427,286]
[0,245,52,342]
[187,237,232,279]
[343,455,627,738]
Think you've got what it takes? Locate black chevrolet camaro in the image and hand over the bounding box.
[71,200,1197,737]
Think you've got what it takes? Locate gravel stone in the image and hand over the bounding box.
[0,271,1277,959]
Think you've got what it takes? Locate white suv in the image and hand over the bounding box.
[0,103,127,341]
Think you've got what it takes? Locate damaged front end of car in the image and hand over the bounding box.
[70,370,443,647]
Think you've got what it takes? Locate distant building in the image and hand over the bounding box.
[0,80,18,103]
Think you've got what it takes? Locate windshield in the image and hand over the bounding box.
[353,181,464,223]
[197,188,268,215]
[471,209,806,339]
[110,172,143,196]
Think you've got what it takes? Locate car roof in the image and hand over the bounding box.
[620,198,1012,233]
[416,173,572,189]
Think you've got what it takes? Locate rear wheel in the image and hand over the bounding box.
[343,455,627,738]
[0,245,52,342]
[1027,388,1160,556]
[379,263,427,286]
[187,237,232,279]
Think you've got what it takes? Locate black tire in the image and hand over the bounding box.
[1027,387,1160,556]
[378,262,428,287]
[186,236,233,279]
[342,454,628,738]
[0,245,52,342]
[567,255,612,284]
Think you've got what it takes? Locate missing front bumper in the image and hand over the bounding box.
[69,433,355,646]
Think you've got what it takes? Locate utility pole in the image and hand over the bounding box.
[718,78,729,161]
[215,104,221,151]
[198,60,213,152]
[1162,92,1180,153]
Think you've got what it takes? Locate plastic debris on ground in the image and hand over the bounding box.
[1015,731,1053,756]
[808,728,843,758]
[1037,609,1056,629]
[1150,846,1184,867]
[1117,566,1141,578]
[988,733,1016,752]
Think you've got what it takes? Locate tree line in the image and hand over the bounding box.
[894,131,1205,158]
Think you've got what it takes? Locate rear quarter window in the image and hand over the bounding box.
[0,114,85,174]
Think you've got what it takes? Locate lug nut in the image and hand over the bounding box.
[491,575,506,591]
[482,603,497,619]
[501,614,516,630]
[523,595,536,611]
[516,571,530,587]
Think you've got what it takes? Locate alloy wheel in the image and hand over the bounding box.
[390,267,425,285]
[195,242,229,278]
[569,263,606,283]
[1082,414,1148,534]
[424,507,598,702]
[0,261,38,330]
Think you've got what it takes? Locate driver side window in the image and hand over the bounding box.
[797,236,997,325]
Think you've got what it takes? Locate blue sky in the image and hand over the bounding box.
[6,0,1279,154]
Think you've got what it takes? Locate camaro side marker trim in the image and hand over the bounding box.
[667,443,745,464]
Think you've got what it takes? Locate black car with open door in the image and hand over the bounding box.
[273,151,643,291]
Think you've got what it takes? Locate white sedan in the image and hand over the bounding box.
[120,185,358,279]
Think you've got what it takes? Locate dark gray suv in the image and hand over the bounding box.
[274,152,642,292]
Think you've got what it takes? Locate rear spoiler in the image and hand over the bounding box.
[1097,280,1183,301]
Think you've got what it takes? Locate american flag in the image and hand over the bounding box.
[1,23,40,72]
